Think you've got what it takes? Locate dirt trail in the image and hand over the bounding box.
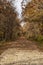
[0,37,38,54]
[0,37,38,50]
[0,48,43,65]
[0,37,43,65]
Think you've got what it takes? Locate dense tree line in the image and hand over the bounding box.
[0,0,21,41]
[22,0,43,42]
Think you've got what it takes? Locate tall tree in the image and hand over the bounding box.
[0,0,20,41]
[22,0,43,41]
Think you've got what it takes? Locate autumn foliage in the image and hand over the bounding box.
[22,0,43,42]
[0,0,21,41]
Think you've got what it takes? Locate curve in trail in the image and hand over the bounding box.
[0,36,39,55]
[0,37,43,65]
